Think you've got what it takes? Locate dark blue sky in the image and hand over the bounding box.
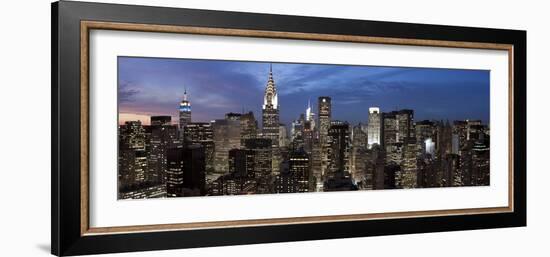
[118,57,490,126]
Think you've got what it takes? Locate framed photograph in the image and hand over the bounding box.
[52,1,526,256]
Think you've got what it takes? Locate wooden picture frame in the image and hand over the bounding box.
[52,1,526,256]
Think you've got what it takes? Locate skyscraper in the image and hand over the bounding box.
[305,99,316,131]
[442,153,460,187]
[471,139,490,186]
[179,89,192,136]
[240,111,258,145]
[166,144,206,197]
[151,116,171,126]
[396,109,414,142]
[278,125,289,148]
[275,149,311,193]
[327,121,351,176]
[244,138,273,193]
[290,116,304,143]
[452,120,468,155]
[318,96,331,178]
[228,149,255,178]
[262,64,280,147]
[351,124,368,182]
[415,120,436,156]
[466,119,483,141]
[303,117,315,154]
[244,138,272,179]
[383,109,414,165]
[184,122,215,172]
[310,138,323,191]
[383,112,399,163]
[148,116,179,184]
[383,109,414,145]
[165,146,183,197]
[437,120,453,156]
[318,96,332,144]
[289,149,310,193]
[118,121,148,190]
[212,118,241,174]
[397,137,418,188]
[367,107,381,148]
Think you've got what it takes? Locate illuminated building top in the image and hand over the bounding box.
[263,64,278,110]
[179,88,191,112]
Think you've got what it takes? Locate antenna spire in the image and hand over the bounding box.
[183,86,188,101]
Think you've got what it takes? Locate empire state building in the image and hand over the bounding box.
[262,64,280,147]
[179,88,191,140]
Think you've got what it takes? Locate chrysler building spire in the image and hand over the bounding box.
[263,63,278,110]
[262,63,280,148]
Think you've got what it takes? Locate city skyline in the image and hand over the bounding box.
[118,57,491,199]
[118,57,490,127]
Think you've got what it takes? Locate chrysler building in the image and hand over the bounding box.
[262,64,280,147]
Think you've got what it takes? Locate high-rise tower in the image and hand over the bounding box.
[318,96,332,179]
[318,96,331,144]
[367,107,381,148]
[262,64,280,147]
[305,99,316,131]
[179,88,192,132]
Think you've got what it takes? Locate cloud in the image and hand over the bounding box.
[118,81,141,103]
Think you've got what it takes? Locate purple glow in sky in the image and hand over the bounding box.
[118,57,490,126]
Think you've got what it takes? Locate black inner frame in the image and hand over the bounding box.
[51,1,526,256]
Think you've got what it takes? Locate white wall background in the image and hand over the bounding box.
[0,0,547,256]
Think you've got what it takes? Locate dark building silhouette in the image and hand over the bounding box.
[437,120,453,157]
[289,149,310,193]
[148,116,179,185]
[441,153,460,187]
[240,111,258,145]
[184,122,214,172]
[228,148,255,178]
[225,112,242,121]
[244,138,272,178]
[417,156,438,188]
[151,115,172,126]
[471,139,490,186]
[383,164,400,189]
[370,145,386,190]
[327,121,351,177]
[166,145,206,197]
[323,171,358,192]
